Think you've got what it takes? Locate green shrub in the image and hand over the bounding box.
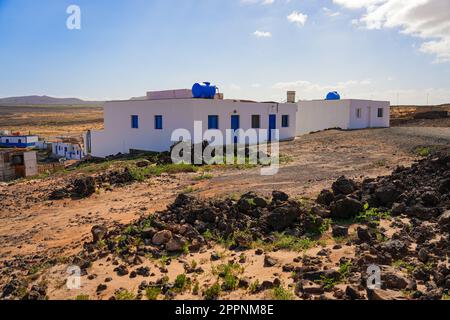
[271,286,294,300]
[115,289,136,300]
[145,287,161,300]
[204,283,222,300]
[174,274,188,291]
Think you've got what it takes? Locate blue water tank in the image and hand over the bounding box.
[326,91,341,100]
[192,82,218,99]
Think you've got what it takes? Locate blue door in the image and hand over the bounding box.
[268,114,276,142]
[231,115,240,143]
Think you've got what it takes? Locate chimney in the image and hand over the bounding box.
[287,91,296,103]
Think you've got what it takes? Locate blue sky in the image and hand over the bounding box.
[1,0,449,104]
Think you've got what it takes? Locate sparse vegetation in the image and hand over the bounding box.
[194,173,214,181]
[271,285,294,300]
[114,289,136,300]
[320,275,340,291]
[192,280,200,295]
[339,261,352,280]
[203,283,222,300]
[249,280,260,294]
[174,274,189,292]
[75,294,90,300]
[415,146,431,157]
[260,233,319,252]
[392,260,415,275]
[355,204,391,223]
[145,287,161,300]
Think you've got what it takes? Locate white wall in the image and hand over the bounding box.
[296,100,351,135]
[296,99,390,135]
[23,151,38,177]
[349,100,390,129]
[89,99,297,157]
[52,142,84,160]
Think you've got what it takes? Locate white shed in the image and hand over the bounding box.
[88,96,298,158]
[296,99,390,135]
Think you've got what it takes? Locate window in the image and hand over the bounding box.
[377,108,384,118]
[208,115,219,130]
[131,115,139,129]
[5,139,9,144]
[251,115,260,129]
[356,108,362,119]
[155,115,163,130]
[282,115,289,128]
[18,139,22,144]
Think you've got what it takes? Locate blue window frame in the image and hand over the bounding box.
[282,115,289,128]
[155,115,163,130]
[131,115,139,129]
[208,115,219,129]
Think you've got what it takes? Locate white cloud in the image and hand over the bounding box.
[241,0,275,5]
[253,30,272,38]
[251,83,262,88]
[287,11,308,27]
[322,7,341,17]
[334,0,450,63]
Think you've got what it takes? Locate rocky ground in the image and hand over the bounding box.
[0,126,449,300]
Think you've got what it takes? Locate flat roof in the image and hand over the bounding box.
[300,98,390,103]
[106,98,290,105]
[0,135,39,138]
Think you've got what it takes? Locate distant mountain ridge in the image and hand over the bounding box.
[0,95,104,105]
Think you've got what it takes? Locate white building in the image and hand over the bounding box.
[296,99,390,135]
[0,135,39,148]
[52,142,85,160]
[87,91,297,158]
[85,86,390,158]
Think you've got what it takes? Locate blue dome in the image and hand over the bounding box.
[326,91,341,100]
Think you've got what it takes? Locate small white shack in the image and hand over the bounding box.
[296,99,390,135]
[87,88,297,158]
[52,141,85,160]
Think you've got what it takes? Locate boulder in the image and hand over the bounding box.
[136,160,151,168]
[272,191,289,202]
[357,227,372,243]
[264,255,279,268]
[330,197,364,219]
[374,184,401,206]
[152,230,173,246]
[316,189,334,206]
[332,176,356,195]
[332,225,349,238]
[382,270,409,290]
[264,204,299,231]
[165,235,186,252]
[367,289,407,300]
[421,191,440,207]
